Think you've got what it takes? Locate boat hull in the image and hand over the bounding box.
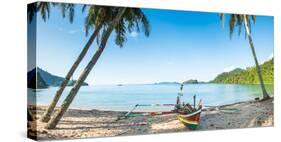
[177,109,201,130]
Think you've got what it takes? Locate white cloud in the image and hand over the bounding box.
[58,26,80,34]
[68,30,80,34]
[129,31,139,38]
[223,66,236,72]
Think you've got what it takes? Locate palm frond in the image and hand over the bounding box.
[27,3,37,23]
[82,4,88,13]
[219,13,225,28]
[59,3,75,23]
[83,6,150,47]
[228,14,236,38]
[115,19,126,47]
[223,13,257,39]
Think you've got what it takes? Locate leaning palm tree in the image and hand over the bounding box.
[220,14,270,100]
[46,7,150,129]
[40,5,150,122]
[27,2,77,123]
[40,6,110,122]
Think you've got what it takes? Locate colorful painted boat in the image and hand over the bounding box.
[177,108,202,130]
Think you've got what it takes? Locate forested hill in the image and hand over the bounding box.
[27,67,89,89]
[210,58,273,84]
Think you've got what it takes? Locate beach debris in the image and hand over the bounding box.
[115,103,177,121]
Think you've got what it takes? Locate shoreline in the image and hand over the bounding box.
[30,97,270,113]
[28,98,274,140]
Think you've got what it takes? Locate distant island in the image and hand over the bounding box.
[210,58,273,84]
[183,79,198,84]
[182,79,206,84]
[154,80,206,85]
[178,58,273,85]
[154,82,180,85]
[27,67,89,89]
[27,68,49,89]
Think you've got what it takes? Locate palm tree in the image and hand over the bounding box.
[28,2,78,122]
[40,5,151,122]
[220,14,270,100]
[40,6,109,122]
[46,7,150,129]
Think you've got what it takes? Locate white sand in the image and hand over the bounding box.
[28,98,273,140]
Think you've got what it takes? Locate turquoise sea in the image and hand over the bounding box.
[28,84,273,112]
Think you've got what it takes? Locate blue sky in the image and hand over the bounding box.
[30,4,274,85]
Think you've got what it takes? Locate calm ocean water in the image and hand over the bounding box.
[28,84,273,112]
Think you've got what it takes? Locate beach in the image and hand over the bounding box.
[28,98,273,140]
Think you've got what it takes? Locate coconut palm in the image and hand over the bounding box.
[46,7,150,129]
[27,2,78,123]
[40,6,109,122]
[40,5,150,122]
[220,14,270,100]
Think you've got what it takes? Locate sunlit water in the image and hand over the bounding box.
[28,84,273,112]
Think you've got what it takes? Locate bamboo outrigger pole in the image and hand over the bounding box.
[116,103,178,121]
[193,95,196,109]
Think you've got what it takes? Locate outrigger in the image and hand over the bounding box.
[116,84,203,130]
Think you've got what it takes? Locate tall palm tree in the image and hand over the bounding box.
[40,5,151,122]
[220,14,270,100]
[28,2,77,122]
[45,8,126,129]
[46,7,150,129]
[40,6,110,122]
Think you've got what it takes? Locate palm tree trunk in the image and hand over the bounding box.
[243,15,270,100]
[40,23,103,122]
[46,8,127,129]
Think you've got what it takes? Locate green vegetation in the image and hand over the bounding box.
[210,58,273,84]
[27,67,88,89]
[36,73,49,89]
[28,67,49,89]
[183,79,199,84]
[37,67,88,87]
[219,14,270,99]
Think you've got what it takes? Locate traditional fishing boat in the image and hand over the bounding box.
[116,84,203,130]
[174,92,203,130]
[177,106,202,130]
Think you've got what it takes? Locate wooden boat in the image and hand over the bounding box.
[117,85,203,130]
[177,108,202,129]
[177,100,202,130]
